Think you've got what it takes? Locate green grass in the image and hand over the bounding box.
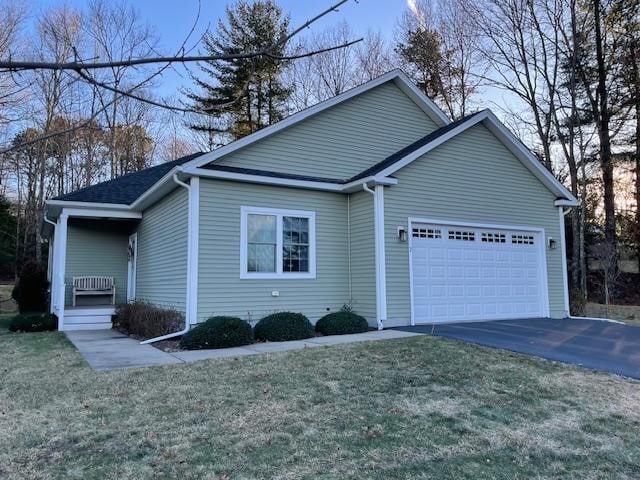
[1,327,639,479]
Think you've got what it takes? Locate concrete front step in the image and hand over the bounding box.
[62,307,115,331]
[64,322,113,331]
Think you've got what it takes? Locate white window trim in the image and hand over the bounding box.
[240,206,316,280]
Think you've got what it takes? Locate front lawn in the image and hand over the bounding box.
[1,328,639,479]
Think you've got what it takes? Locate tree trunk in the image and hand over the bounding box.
[593,0,616,246]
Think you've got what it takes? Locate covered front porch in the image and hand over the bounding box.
[45,207,142,331]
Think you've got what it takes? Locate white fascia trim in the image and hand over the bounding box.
[342,176,398,192]
[182,70,450,171]
[185,167,344,192]
[46,200,131,211]
[555,198,579,207]
[558,206,570,316]
[61,208,142,219]
[239,206,317,280]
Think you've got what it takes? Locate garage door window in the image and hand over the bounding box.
[412,227,441,239]
[448,230,475,241]
[511,234,535,245]
[481,232,506,243]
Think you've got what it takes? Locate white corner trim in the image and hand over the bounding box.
[187,177,200,325]
[239,206,317,280]
[363,184,387,329]
[558,206,570,316]
[374,185,387,328]
[182,70,450,171]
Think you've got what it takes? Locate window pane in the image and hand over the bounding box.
[247,214,276,272]
[248,214,276,243]
[248,244,275,272]
[282,217,309,273]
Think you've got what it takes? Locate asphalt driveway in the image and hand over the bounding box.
[393,317,640,380]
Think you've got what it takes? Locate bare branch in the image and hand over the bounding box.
[0,0,355,72]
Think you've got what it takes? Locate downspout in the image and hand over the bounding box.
[363,183,386,330]
[140,173,195,344]
[347,194,352,308]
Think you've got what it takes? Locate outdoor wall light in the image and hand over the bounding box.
[397,226,407,242]
[548,237,556,249]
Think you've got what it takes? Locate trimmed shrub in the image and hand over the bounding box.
[9,313,57,332]
[180,316,253,350]
[315,311,369,336]
[254,312,314,342]
[12,260,48,313]
[114,301,184,339]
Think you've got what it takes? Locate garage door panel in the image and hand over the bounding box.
[411,222,545,323]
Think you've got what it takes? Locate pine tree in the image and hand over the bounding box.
[187,0,292,141]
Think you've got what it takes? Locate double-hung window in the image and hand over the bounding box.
[240,207,316,279]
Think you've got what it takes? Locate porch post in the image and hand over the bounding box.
[54,211,68,330]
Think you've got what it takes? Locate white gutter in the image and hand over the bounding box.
[140,173,197,344]
[363,183,386,330]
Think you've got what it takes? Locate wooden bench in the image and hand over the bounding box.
[72,276,116,307]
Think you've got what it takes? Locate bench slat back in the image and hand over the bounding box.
[73,276,114,291]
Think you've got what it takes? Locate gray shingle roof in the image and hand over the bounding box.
[53,152,205,205]
[203,164,345,184]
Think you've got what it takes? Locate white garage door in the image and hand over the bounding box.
[410,222,547,323]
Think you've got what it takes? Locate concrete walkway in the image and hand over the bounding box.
[66,329,422,371]
[65,330,182,371]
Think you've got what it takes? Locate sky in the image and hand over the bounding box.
[31,0,408,97]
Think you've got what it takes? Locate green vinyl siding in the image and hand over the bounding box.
[135,187,188,312]
[213,82,439,180]
[64,219,130,306]
[383,123,565,327]
[348,191,376,325]
[198,178,349,323]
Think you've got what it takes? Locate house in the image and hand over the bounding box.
[42,70,578,338]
